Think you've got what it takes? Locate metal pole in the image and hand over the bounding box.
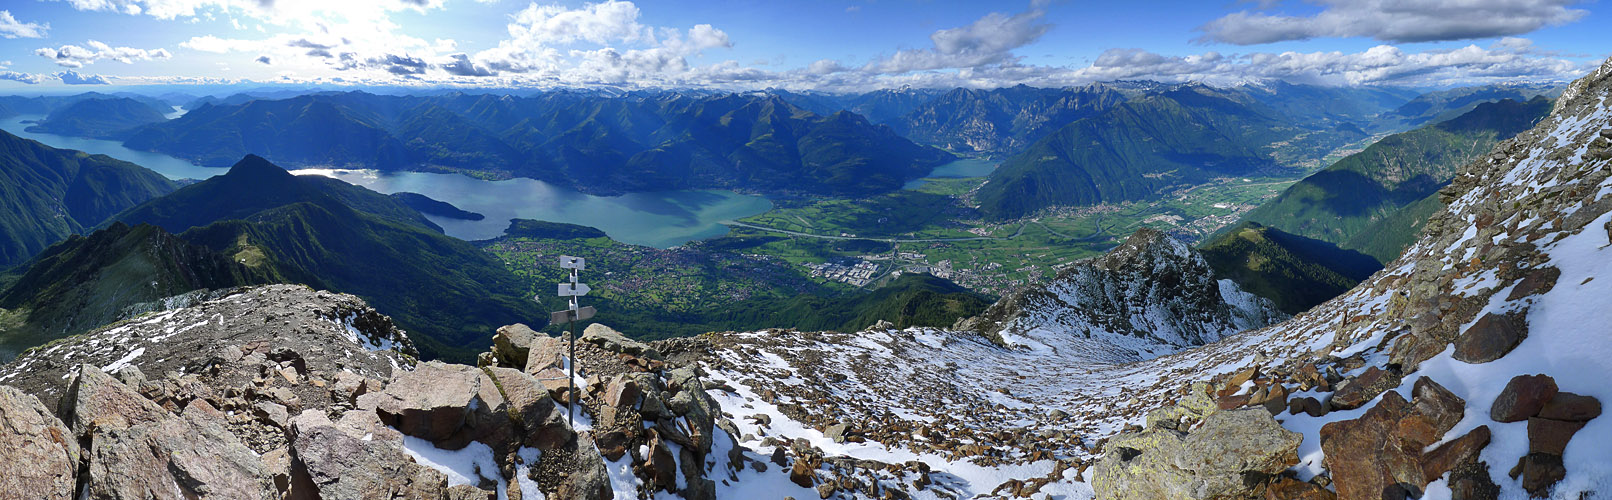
[568,267,578,426]
[568,307,576,426]
[552,255,593,429]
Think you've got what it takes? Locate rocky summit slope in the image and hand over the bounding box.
[664,56,1612,499]
[956,227,1287,363]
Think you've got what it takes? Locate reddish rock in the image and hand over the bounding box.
[1321,392,1425,499]
[1506,267,1560,301]
[1420,426,1491,483]
[789,456,816,488]
[1322,377,1470,500]
[1519,452,1566,497]
[646,433,677,490]
[1490,374,1558,423]
[1298,396,1326,417]
[1410,377,1466,436]
[1527,417,1587,456]
[1264,477,1337,500]
[1216,393,1253,410]
[1537,391,1601,421]
[1226,366,1260,391]
[1261,384,1290,415]
[1329,366,1401,411]
[1453,312,1528,364]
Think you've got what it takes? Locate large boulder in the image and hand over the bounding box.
[1490,374,1558,423]
[82,400,272,499]
[1092,408,1301,500]
[0,386,79,499]
[1452,312,1528,364]
[493,324,540,368]
[287,412,448,500]
[484,367,574,451]
[1321,378,1477,500]
[58,364,167,436]
[367,361,484,443]
[525,334,567,376]
[581,323,661,360]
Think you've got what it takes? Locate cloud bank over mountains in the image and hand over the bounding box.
[2,0,1602,90]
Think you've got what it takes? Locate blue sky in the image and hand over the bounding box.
[0,0,1606,91]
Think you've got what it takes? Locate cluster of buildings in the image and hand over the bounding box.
[804,260,883,287]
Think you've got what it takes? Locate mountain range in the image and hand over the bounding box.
[1238,96,1553,262]
[105,155,538,361]
[974,85,1304,219]
[0,129,178,270]
[25,97,169,139]
[121,91,955,197]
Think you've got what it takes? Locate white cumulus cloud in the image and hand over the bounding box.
[35,40,174,68]
[0,10,49,38]
[861,6,1050,74]
[1198,0,1589,45]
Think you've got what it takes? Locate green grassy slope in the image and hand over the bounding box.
[1238,97,1550,258]
[0,130,179,269]
[1199,222,1382,315]
[0,222,273,360]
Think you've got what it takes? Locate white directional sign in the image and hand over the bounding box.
[560,255,585,270]
[558,282,591,297]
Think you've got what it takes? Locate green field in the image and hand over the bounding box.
[702,174,1301,296]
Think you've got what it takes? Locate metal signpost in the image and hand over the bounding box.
[551,256,595,425]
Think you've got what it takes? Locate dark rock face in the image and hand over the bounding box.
[1506,267,1560,300]
[1320,377,1480,500]
[1490,374,1558,423]
[1452,312,1529,364]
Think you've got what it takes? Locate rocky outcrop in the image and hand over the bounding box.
[1488,374,1603,497]
[0,385,78,499]
[1320,377,1486,500]
[957,228,1287,362]
[1094,384,1302,500]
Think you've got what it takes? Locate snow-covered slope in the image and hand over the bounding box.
[694,57,1612,499]
[956,227,1287,363]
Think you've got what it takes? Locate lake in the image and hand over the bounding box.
[903,158,998,189]
[0,115,229,181]
[293,168,772,246]
[0,115,772,248]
